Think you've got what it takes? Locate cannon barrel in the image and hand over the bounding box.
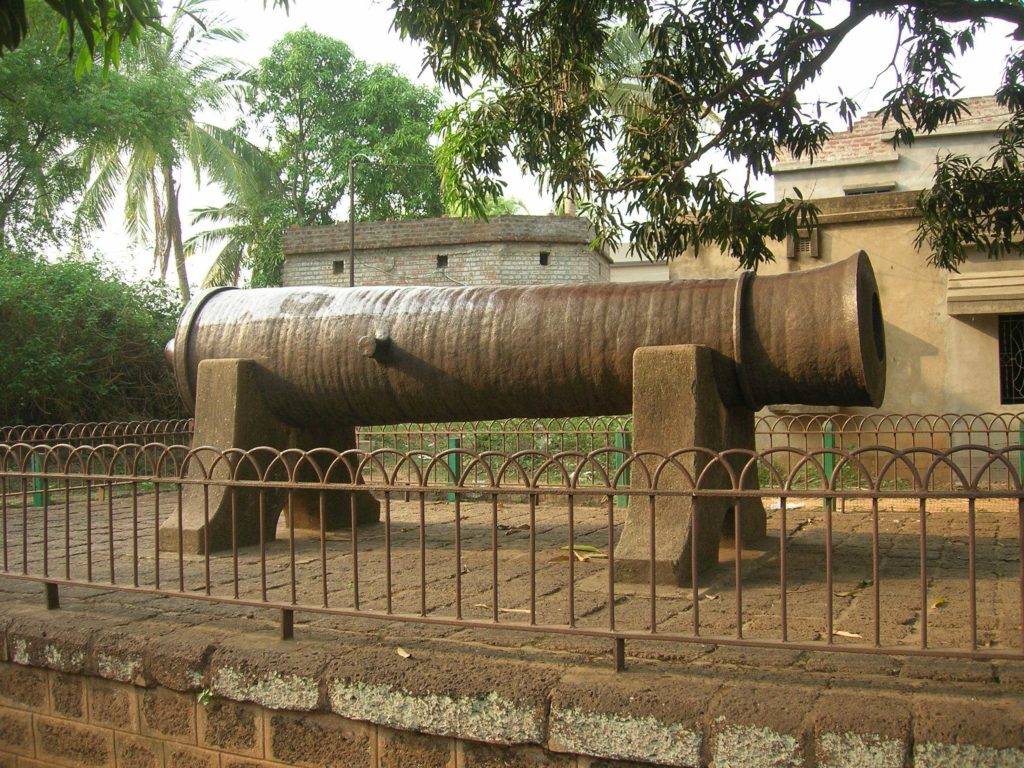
[166,251,885,426]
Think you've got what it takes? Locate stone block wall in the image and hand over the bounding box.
[1,601,1023,768]
[282,216,611,288]
[0,661,607,768]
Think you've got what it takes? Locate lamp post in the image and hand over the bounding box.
[347,154,371,288]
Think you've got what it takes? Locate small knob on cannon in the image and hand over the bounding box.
[358,333,391,362]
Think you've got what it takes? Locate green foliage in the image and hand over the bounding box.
[77,0,265,301]
[195,28,445,287]
[0,0,136,251]
[1,0,159,74]
[188,155,291,288]
[244,27,443,224]
[443,193,524,218]
[0,252,182,424]
[1,0,289,75]
[391,0,1024,268]
[917,92,1024,268]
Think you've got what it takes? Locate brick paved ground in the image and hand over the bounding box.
[0,490,1019,664]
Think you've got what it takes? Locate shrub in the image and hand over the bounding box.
[0,253,183,425]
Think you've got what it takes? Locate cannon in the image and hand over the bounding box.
[163,251,885,583]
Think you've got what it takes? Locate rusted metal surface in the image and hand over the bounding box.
[166,252,886,425]
[0,439,1021,662]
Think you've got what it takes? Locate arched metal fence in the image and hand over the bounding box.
[0,437,1021,665]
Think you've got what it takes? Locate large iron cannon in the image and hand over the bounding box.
[163,251,886,583]
[167,251,884,421]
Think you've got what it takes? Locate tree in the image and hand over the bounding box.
[242,28,443,224]
[194,28,443,286]
[76,0,263,300]
[0,252,182,424]
[442,192,524,217]
[186,151,289,288]
[390,1,1024,269]
[0,0,137,250]
[1,0,160,73]
[1,0,287,74]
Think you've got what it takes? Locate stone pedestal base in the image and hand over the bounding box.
[158,358,379,554]
[614,345,767,586]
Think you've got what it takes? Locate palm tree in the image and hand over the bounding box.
[552,25,654,216]
[185,150,287,288]
[76,0,257,300]
[596,24,654,119]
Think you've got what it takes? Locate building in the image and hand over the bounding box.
[608,244,671,283]
[773,95,1009,200]
[672,95,1021,415]
[282,215,611,288]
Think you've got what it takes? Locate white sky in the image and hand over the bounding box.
[90,0,1019,285]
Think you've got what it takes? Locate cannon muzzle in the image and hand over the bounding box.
[166,251,885,425]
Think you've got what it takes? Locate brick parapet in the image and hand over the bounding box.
[776,94,1010,167]
[283,215,605,257]
[281,215,611,289]
[0,602,1022,767]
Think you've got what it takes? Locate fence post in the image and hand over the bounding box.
[30,453,46,508]
[822,419,835,514]
[1018,424,1024,487]
[613,430,631,508]
[446,437,461,503]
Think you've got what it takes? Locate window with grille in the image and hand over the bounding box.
[786,228,819,260]
[998,314,1024,404]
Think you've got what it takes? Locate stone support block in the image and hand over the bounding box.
[0,666,47,712]
[158,358,379,555]
[88,679,139,732]
[0,708,33,757]
[196,699,263,758]
[377,728,454,768]
[614,345,766,586]
[164,744,218,768]
[114,733,164,768]
[49,674,84,721]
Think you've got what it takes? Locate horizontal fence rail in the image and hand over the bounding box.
[0,420,195,447]
[0,439,1021,666]
[9,412,1024,489]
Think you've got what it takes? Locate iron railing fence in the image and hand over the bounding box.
[0,421,196,500]
[0,420,195,447]
[0,441,1021,667]
[757,412,1024,490]
[5,412,1024,494]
